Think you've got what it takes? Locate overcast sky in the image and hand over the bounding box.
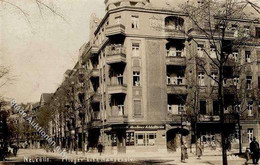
[0,0,259,104]
[0,0,105,103]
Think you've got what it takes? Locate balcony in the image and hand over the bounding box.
[165,27,185,39]
[91,111,102,128]
[166,50,186,66]
[105,24,126,37]
[198,115,220,122]
[107,105,127,124]
[108,84,127,94]
[91,68,99,78]
[167,78,187,94]
[92,93,101,103]
[106,45,126,64]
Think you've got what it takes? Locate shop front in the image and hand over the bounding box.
[103,124,167,154]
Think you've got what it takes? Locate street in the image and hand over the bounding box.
[1,148,250,165]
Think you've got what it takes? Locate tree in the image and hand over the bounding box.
[181,0,260,164]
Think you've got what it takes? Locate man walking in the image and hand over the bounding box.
[250,137,259,164]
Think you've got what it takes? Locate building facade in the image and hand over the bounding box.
[49,0,260,154]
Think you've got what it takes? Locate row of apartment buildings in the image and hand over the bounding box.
[41,0,260,154]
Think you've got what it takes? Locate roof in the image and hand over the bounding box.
[40,93,53,105]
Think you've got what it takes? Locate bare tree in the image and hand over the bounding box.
[179,0,260,164]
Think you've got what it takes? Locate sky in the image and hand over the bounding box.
[0,0,259,104]
[0,0,105,103]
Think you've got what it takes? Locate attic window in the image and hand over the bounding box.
[130,2,138,6]
[114,2,121,7]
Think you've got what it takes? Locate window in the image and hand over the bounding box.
[136,133,145,146]
[248,128,254,143]
[126,132,135,146]
[132,43,140,56]
[233,77,239,86]
[118,105,124,116]
[178,104,186,114]
[133,71,140,86]
[147,133,156,146]
[246,76,252,89]
[200,100,206,115]
[234,104,241,112]
[117,74,123,85]
[115,16,121,24]
[211,73,217,86]
[232,51,239,62]
[177,76,183,85]
[135,132,157,146]
[245,51,251,62]
[210,45,217,58]
[131,15,139,29]
[198,72,205,86]
[134,100,141,116]
[256,27,260,38]
[244,26,250,37]
[213,101,219,115]
[231,24,238,31]
[197,44,204,57]
[248,102,253,116]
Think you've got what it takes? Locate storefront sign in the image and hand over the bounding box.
[129,125,165,130]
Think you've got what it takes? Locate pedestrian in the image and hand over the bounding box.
[181,143,188,163]
[197,142,203,159]
[250,137,259,164]
[245,148,251,164]
[97,143,103,156]
[12,144,18,157]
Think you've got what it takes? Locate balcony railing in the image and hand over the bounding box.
[92,111,101,121]
[111,105,124,117]
[105,24,126,37]
[166,50,185,57]
[168,105,186,115]
[165,27,185,39]
[167,77,187,86]
[166,51,186,66]
[106,45,126,64]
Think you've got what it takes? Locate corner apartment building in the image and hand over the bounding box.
[52,0,260,154]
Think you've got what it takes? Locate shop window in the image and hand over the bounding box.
[147,133,156,146]
[131,15,139,29]
[126,132,135,146]
[200,100,206,115]
[111,133,117,146]
[133,71,140,86]
[135,132,157,146]
[248,128,254,143]
[136,133,145,146]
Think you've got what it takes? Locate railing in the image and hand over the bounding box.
[166,50,185,57]
[110,76,124,86]
[167,77,187,85]
[168,105,186,115]
[92,111,101,120]
[111,105,124,116]
[106,44,126,55]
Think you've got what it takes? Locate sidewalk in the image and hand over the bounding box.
[7,148,247,165]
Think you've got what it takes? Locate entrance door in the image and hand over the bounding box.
[117,132,126,153]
